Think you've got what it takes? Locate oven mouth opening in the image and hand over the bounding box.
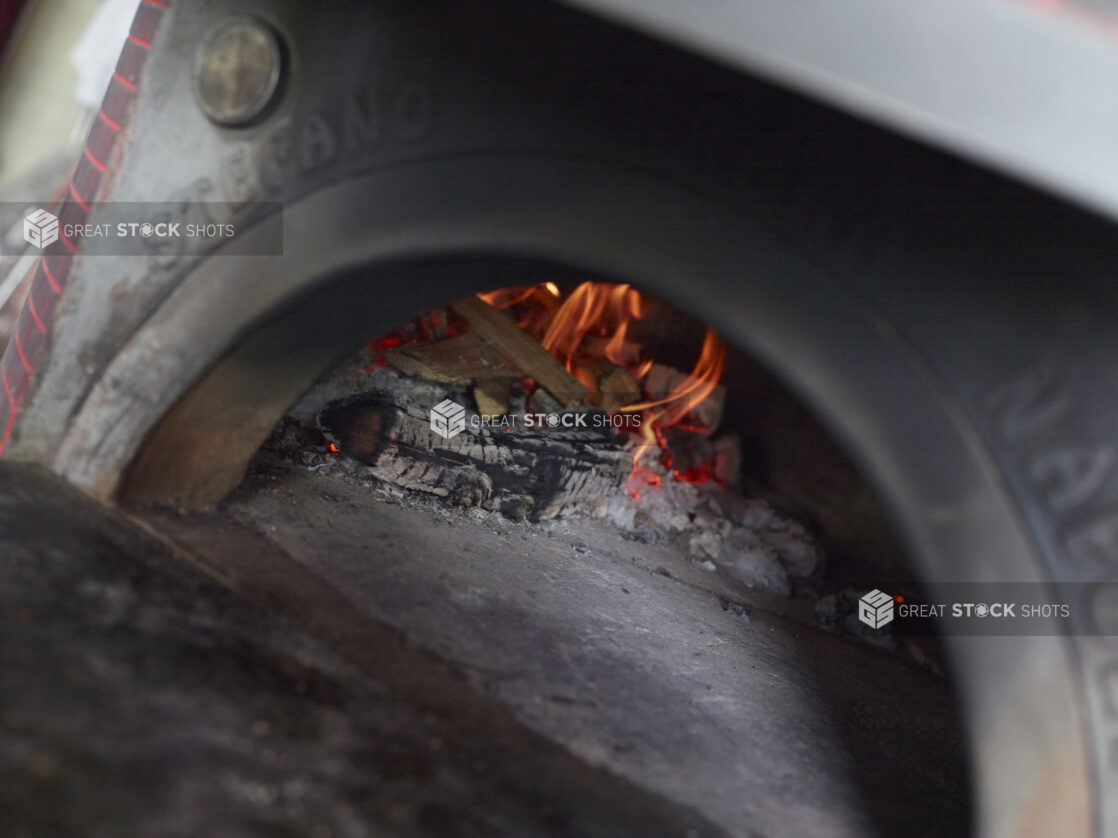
[122,261,974,837]
[266,278,820,596]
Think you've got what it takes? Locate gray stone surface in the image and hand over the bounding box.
[0,463,730,838]
[223,462,972,838]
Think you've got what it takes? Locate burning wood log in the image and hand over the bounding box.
[383,332,518,384]
[450,296,589,407]
[318,395,630,521]
[472,378,512,416]
[582,361,642,414]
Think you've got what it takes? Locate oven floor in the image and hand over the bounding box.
[1,460,970,836]
[214,464,971,838]
[2,463,736,838]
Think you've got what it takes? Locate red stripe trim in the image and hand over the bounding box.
[83,145,107,173]
[59,230,77,254]
[0,0,167,460]
[2,369,15,409]
[26,294,47,334]
[41,259,61,294]
[0,398,20,455]
[69,183,91,212]
[99,108,122,132]
[112,72,137,91]
[13,335,31,375]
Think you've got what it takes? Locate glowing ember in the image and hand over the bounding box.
[364,310,465,370]
[626,465,662,498]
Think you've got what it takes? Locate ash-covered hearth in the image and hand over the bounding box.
[210,282,969,836]
[258,281,822,597]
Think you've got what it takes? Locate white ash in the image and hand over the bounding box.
[278,350,821,597]
[260,417,820,598]
[586,461,821,597]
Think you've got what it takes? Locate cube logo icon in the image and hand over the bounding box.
[858,589,894,629]
[430,399,466,439]
[23,209,59,249]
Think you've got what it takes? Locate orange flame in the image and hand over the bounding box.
[540,282,644,371]
[625,330,725,476]
[482,281,649,389]
[475,281,726,490]
[621,329,724,425]
[478,286,538,309]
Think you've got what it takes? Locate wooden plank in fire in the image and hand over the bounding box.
[584,361,642,414]
[383,332,519,384]
[450,296,589,407]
